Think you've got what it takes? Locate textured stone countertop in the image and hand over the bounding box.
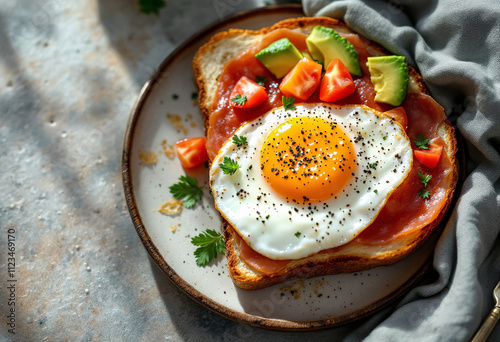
[0,1,358,341]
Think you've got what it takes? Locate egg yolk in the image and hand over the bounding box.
[260,116,356,203]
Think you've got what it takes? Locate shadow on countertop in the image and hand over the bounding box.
[96,0,301,89]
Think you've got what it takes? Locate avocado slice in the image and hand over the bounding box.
[306,26,362,76]
[255,38,303,79]
[367,55,409,107]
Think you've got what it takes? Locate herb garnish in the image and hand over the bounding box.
[219,156,240,175]
[282,96,296,111]
[417,170,432,199]
[294,231,301,237]
[191,229,225,266]
[191,92,199,100]
[418,188,431,199]
[256,76,268,86]
[414,134,429,149]
[231,94,247,106]
[139,0,166,14]
[418,170,432,187]
[232,135,248,146]
[169,175,204,208]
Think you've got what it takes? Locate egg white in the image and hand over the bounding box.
[209,103,413,260]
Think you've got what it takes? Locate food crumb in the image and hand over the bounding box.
[158,199,183,215]
[279,279,305,300]
[170,224,178,232]
[139,150,158,165]
[186,113,197,128]
[167,113,188,135]
[161,139,176,159]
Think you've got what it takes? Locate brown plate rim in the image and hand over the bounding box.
[122,4,463,332]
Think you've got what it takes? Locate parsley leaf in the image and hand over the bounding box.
[191,92,199,100]
[418,170,433,187]
[418,188,431,199]
[374,189,378,194]
[219,156,240,175]
[294,231,301,237]
[231,94,247,106]
[369,161,379,169]
[232,135,248,146]
[414,134,429,149]
[139,0,165,14]
[256,76,268,86]
[282,96,296,110]
[191,229,225,266]
[169,175,204,208]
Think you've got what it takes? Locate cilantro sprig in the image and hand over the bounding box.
[418,171,432,187]
[256,76,268,86]
[414,134,429,150]
[191,229,225,266]
[417,170,433,199]
[169,175,204,208]
[231,94,247,106]
[139,0,166,14]
[282,96,296,111]
[232,135,248,146]
[219,156,240,175]
[418,188,431,199]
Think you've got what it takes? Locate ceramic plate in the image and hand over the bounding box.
[122,5,450,331]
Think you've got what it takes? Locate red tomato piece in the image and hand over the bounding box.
[414,142,443,169]
[319,59,355,102]
[384,106,409,129]
[280,57,322,101]
[176,137,209,168]
[229,76,268,108]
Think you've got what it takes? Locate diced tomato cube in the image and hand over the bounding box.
[280,57,322,101]
[229,76,268,108]
[319,59,355,102]
[414,142,443,169]
[176,137,209,168]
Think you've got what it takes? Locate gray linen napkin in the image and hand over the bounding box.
[302,1,500,341]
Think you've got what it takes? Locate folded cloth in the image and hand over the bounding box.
[302,1,500,341]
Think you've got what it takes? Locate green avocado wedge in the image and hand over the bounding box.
[305,26,362,76]
[255,38,303,79]
[367,55,409,107]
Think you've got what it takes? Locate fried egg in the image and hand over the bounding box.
[209,103,413,260]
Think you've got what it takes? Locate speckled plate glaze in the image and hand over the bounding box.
[122,5,449,331]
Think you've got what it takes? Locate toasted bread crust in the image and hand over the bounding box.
[194,17,458,290]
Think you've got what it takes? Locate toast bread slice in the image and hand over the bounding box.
[193,17,458,290]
